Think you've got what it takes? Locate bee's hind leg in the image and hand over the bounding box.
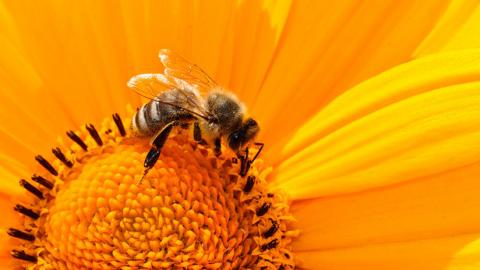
[139,121,176,184]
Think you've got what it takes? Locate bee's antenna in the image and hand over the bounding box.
[250,142,264,164]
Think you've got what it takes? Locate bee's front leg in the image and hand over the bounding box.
[214,138,221,156]
[139,121,176,184]
[239,147,249,177]
[193,121,208,145]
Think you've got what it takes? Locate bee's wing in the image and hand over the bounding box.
[159,49,218,95]
[128,73,211,120]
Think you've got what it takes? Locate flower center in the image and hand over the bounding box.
[9,113,298,269]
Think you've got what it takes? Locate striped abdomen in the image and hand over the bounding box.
[131,91,194,136]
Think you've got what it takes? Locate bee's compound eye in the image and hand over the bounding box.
[228,131,242,151]
[245,118,258,127]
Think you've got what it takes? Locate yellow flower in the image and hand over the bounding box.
[1,0,480,269]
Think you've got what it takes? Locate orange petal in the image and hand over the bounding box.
[292,162,480,269]
[252,0,449,153]
[415,0,480,57]
[272,49,480,199]
[0,0,291,164]
[296,233,480,270]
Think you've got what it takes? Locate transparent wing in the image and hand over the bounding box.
[127,73,175,99]
[159,49,218,95]
[127,73,211,120]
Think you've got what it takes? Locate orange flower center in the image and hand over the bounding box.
[10,114,298,270]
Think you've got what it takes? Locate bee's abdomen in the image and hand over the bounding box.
[132,101,163,136]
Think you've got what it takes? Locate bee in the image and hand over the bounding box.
[128,49,263,181]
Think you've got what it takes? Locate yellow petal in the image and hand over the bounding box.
[296,233,480,270]
[0,0,291,164]
[252,0,449,150]
[292,162,480,269]
[415,0,480,57]
[272,49,480,199]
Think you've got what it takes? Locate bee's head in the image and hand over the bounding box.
[227,118,259,153]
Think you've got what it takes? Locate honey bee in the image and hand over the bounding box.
[128,49,263,181]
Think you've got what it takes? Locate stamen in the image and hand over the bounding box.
[14,204,39,220]
[11,250,37,263]
[34,155,58,176]
[52,147,73,168]
[263,220,279,238]
[7,228,35,242]
[9,116,297,269]
[112,113,126,136]
[261,239,279,251]
[256,202,271,216]
[66,130,88,151]
[31,174,54,190]
[243,175,255,193]
[86,124,103,146]
[19,179,43,199]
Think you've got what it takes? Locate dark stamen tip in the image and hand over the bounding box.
[260,239,279,251]
[262,220,279,238]
[19,179,44,199]
[86,124,103,146]
[243,175,255,193]
[11,250,37,263]
[7,228,35,242]
[66,130,88,151]
[112,113,126,136]
[31,174,54,190]
[34,155,58,176]
[52,147,73,168]
[256,202,271,217]
[14,204,39,220]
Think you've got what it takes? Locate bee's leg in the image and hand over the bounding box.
[239,147,249,177]
[214,137,221,156]
[193,121,208,145]
[139,121,176,184]
[193,121,202,141]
